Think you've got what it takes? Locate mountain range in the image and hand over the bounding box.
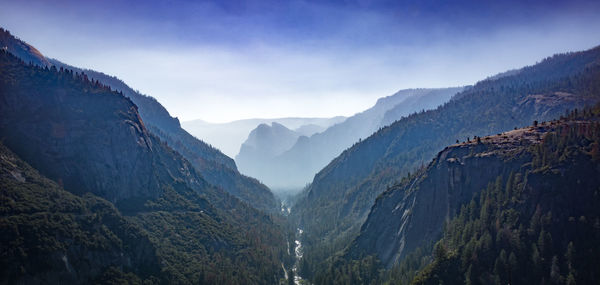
[0,28,278,212]
[292,44,600,282]
[315,105,600,284]
[236,87,464,190]
[182,116,345,158]
[0,48,289,283]
[2,25,600,285]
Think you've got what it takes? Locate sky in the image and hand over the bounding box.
[1,0,600,123]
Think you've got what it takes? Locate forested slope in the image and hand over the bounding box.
[0,27,277,212]
[0,50,289,284]
[293,45,600,280]
[312,104,600,285]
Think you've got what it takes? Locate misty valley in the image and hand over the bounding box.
[2,2,600,284]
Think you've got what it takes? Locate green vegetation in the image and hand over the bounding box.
[49,57,278,213]
[292,45,600,282]
[300,105,600,284]
[0,142,160,284]
[3,27,600,285]
[414,108,600,284]
[0,50,292,284]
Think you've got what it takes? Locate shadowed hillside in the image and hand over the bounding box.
[0,27,278,212]
[293,45,600,281]
[0,50,290,284]
[320,105,600,284]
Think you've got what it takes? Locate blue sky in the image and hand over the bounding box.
[2,0,600,122]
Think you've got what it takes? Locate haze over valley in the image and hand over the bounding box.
[182,116,346,157]
[1,0,600,284]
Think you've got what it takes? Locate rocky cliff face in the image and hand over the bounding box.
[292,46,600,269]
[0,27,276,212]
[0,51,288,283]
[323,110,600,284]
[409,120,600,284]
[351,127,545,267]
[146,123,277,211]
[0,49,249,213]
[46,57,278,212]
[0,51,163,204]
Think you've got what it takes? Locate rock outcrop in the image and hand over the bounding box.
[47,58,279,212]
[0,27,278,212]
[351,127,546,266]
[351,118,600,267]
[0,50,288,283]
[292,45,600,265]
[0,51,163,204]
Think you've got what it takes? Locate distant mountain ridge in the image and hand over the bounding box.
[240,122,302,158]
[183,116,346,157]
[235,122,312,192]
[236,87,464,190]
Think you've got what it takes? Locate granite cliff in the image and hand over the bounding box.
[0,27,277,212]
[352,125,548,267]
[0,50,288,283]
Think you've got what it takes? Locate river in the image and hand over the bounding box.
[281,201,305,284]
[292,228,304,284]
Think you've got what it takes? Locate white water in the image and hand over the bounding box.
[281,201,292,215]
[280,201,304,284]
[282,263,288,280]
[292,227,304,284]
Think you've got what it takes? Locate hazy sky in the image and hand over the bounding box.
[2,0,600,122]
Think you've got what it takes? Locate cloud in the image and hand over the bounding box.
[1,0,600,122]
